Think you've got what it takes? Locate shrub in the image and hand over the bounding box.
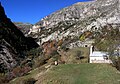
[12,67,22,77]
[61,45,69,51]
[33,57,47,68]
[21,78,36,84]
[26,48,42,57]
[57,39,63,46]
[9,66,31,79]
[0,74,9,83]
[79,34,85,41]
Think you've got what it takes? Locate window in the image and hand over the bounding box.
[85,45,88,47]
[103,55,108,60]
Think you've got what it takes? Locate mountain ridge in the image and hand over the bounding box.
[0,3,39,72]
[28,0,120,48]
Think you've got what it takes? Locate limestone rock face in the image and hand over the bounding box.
[0,3,39,72]
[29,0,120,48]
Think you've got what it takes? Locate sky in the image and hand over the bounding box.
[1,0,92,24]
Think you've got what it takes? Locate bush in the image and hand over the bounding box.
[26,48,42,57]
[21,78,36,84]
[33,56,47,68]
[8,66,31,79]
[0,74,9,84]
[61,46,69,51]
[79,34,85,41]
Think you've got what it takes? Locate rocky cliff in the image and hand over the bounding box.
[29,0,120,48]
[0,3,39,72]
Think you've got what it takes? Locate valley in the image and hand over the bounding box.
[0,0,120,84]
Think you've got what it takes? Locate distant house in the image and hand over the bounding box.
[89,46,112,63]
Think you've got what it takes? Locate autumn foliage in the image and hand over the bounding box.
[42,40,63,56]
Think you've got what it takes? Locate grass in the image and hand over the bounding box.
[10,47,90,84]
[36,64,120,84]
[66,47,89,63]
[69,47,89,58]
[10,47,120,84]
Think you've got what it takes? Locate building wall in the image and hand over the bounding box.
[90,57,112,63]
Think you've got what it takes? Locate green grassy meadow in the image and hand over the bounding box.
[10,64,120,84]
[36,64,120,84]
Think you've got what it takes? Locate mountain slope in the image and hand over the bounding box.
[14,22,33,36]
[0,3,39,72]
[11,64,120,84]
[29,0,120,48]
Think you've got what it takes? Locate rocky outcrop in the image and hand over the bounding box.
[0,3,39,72]
[29,0,120,48]
[14,22,33,36]
[0,39,17,72]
